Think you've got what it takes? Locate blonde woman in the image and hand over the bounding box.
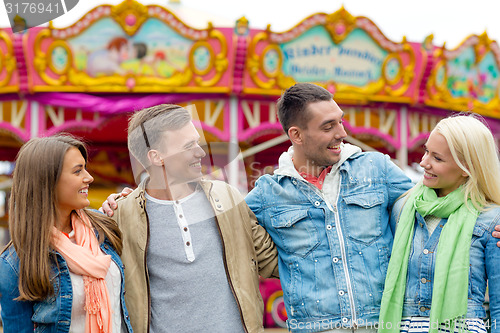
[0,135,132,333]
[379,114,500,333]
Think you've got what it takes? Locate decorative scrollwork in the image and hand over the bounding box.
[246,7,417,101]
[425,32,500,117]
[31,0,229,92]
[0,31,17,91]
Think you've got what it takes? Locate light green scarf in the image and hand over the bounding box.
[378,183,479,333]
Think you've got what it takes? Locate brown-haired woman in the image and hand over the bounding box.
[0,134,133,333]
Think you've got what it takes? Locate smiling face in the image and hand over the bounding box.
[56,147,94,222]
[297,99,347,167]
[420,131,468,197]
[158,122,207,185]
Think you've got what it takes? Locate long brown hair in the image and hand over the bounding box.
[6,134,122,301]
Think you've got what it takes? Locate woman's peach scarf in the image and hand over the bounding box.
[51,209,112,333]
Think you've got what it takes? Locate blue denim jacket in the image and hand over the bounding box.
[246,150,413,333]
[0,236,133,333]
[391,197,500,330]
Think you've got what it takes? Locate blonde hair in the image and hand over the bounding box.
[6,134,122,301]
[434,114,500,210]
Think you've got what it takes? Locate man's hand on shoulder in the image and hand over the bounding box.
[100,187,134,217]
[494,224,500,248]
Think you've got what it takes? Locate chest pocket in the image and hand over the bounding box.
[469,223,488,298]
[343,191,384,245]
[271,208,321,258]
[471,223,487,244]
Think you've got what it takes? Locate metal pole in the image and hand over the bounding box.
[30,100,40,138]
[228,96,239,188]
[397,106,408,168]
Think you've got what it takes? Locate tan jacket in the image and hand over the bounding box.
[112,178,279,333]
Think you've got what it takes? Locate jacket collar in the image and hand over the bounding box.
[135,175,212,202]
[274,143,362,180]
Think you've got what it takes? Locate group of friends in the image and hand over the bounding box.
[1,83,500,333]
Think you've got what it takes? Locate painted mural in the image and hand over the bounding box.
[445,46,499,103]
[426,33,500,118]
[279,27,387,86]
[26,1,231,93]
[67,18,191,78]
[245,8,421,103]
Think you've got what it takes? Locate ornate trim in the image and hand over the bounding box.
[246,7,416,101]
[425,32,500,118]
[31,0,228,92]
[111,0,148,36]
[0,31,18,92]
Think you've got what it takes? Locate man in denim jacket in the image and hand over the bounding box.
[245,83,413,333]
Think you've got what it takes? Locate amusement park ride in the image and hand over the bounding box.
[1,0,500,327]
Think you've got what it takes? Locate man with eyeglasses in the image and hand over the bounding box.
[105,104,278,333]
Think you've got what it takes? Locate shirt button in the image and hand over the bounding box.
[326,225,332,230]
[175,200,180,204]
[423,249,429,254]
[217,204,222,208]
[179,214,183,219]
[332,257,339,263]
[314,201,320,207]
[342,318,349,323]
[215,198,219,202]
[421,278,427,283]
[186,241,191,246]
[338,290,345,296]
[184,227,188,232]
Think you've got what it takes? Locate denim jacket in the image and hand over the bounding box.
[0,235,133,333]
[246,145,413,333]
[391,197,500,329]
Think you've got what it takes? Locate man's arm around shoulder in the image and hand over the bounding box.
[227,183,279,278]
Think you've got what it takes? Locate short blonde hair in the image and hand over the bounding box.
[434,113,500,209]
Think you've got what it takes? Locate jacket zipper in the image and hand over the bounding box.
[331,180,357,327]
[304,178,358,326]
[214,216,249,333]
[141,193,152,333]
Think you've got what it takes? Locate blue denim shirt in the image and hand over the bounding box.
[246,151,413,333]
[391,197,500,330]
[0,236,133,333]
